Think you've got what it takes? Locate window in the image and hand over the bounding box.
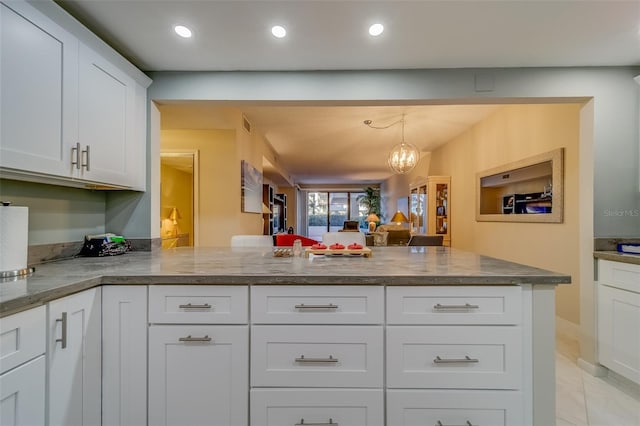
[306,191,366,241]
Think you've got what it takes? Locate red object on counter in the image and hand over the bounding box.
[274,234,319,247]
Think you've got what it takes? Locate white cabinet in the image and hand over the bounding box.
[251,285,384,425]
[0,0,147,189]
[597,260,640,384]
[386,286,526,425]
[251,389,384,426]
[48,288,101,426]
[0,0,78,177]
[251,325,383,388]
[148,325,249,426]
[102,286,147,426]
[148,285,249,426]
[387,389,523,426]
[0,305,46,426]
[409,176,451,246]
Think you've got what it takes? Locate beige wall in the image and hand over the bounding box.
[427,104,582,324]
[161,128,263,246]
[160,164,193,244]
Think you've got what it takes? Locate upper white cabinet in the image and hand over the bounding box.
[0,1,78,178]
[0,0,148,190]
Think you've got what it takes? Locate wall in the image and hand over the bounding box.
[0,179,106,244]
[160,164,193,243]
[161,129,250,246]
[148,67,639,238]
[427,104,582,325]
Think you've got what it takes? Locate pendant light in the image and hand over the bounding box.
[364,113,420,174]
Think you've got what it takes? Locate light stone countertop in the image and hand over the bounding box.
[0,246,571,317]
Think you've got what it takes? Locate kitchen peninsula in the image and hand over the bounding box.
[0,247,569,426]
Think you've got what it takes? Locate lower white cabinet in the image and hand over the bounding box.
[0,355,46,426]
[251,325,383,388]
[102,286,148,426]
[598,283,640,384]
[386,325,522,389]
[148,324,249,426]
[47,287,101,426]
[387,389,524,426]
[250,388,384,426]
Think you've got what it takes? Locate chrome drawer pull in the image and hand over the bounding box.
[179,303,212,309]
[436,421,473,426]
[295,303,338,310]
[55,312,67,349]
[434,355,479,364]
[178,335,212,342]
[295,355,339,363]
[295,419,337,425]
[433,303,479,311]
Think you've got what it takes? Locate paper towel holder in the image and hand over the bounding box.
[0,201,35,279]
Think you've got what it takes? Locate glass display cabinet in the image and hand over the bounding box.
[410,176,451,246]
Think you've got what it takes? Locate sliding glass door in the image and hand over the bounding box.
[306,191,366,241]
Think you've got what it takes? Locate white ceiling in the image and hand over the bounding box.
[57,0,640,186]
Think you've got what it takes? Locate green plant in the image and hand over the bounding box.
[357,187,381,216]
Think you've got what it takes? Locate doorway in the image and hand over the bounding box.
[160,151,199,248]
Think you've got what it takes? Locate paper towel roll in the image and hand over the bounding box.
[0,206,28,273]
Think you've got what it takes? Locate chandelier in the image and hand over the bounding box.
[364,113,420,174]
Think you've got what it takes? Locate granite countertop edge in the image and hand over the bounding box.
[1,247,571,317]
[1,272,570,318]
[593,251,640,266]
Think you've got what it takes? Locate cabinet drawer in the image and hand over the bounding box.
[148,285,247,324]
[598,260,640,293]
[387,326,522,389]
[387,286,522,325]
[251,286,383,324]
[251,325,383,388]
[250,389,383,426]
[0,306,45,374]
[387,390,523,426]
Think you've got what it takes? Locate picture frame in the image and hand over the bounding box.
[241,160,262,213]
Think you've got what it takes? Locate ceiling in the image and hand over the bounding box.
[57,0,639,186]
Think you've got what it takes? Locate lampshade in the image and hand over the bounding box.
[262,203,272,214]
[168,207,181,224]
[390,210,409,223]
[365,213,380,223]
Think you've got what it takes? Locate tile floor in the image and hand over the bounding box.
[556,329,640,426]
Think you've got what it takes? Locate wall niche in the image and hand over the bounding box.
[476,148,564,223]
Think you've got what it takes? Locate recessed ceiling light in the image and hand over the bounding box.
[369,23,384,37]
[174,25,192,38]
[271,25,287,38]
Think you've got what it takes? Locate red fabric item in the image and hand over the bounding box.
[275,234,319,247]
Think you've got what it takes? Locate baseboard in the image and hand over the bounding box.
[577,358,608,377]
[556,315,579,339]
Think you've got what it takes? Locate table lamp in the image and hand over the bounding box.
[366,213,380,232]
[390,210,409,226]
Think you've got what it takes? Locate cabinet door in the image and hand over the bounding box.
[48,288,101,426]
[0,0,78,177]
[0,355,45,426]
[598,284,640,384]
[102,286,147,426]
[77,43,135,187]
[148,325,248,426]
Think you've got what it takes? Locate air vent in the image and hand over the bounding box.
[242,115,251,133]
